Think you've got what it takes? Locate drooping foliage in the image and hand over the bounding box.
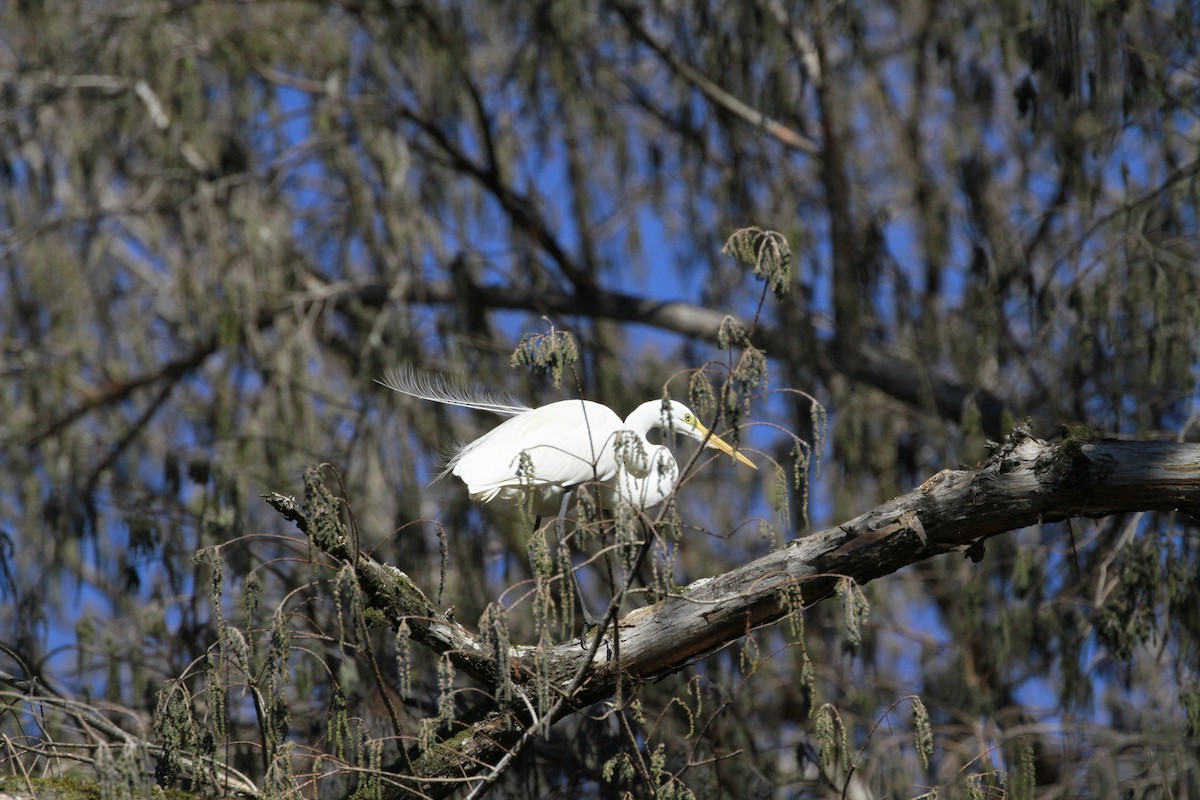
[1,0,1197,796]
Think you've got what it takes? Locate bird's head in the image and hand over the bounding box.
[643,400,757,469]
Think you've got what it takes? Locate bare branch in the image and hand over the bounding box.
[610,1,821,155]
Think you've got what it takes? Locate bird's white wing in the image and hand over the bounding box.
[379,367,531,417]
[450,400,624,500]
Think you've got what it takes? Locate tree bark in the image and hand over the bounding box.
[267,427,1200,798]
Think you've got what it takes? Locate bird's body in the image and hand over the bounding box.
[382,369,755,512]
[448,399,624,505]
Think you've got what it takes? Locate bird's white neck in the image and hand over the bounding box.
[623,400,670,435]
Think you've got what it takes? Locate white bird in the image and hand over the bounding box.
[380,368,756,622]
[381,368,755,512]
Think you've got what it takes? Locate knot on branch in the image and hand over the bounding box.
[983,421,1047,474]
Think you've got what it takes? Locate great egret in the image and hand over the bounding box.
[380,368,756,620]
[382,369,755,505]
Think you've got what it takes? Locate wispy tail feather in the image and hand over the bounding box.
[378,367,531,417]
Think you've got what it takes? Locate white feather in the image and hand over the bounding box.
[378,367,531,417]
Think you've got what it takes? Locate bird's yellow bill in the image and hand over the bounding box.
[695,422,757,469]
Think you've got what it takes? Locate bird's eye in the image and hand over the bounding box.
[684,413,694,424]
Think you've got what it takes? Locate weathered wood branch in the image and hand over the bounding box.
[266,429,1200,798]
